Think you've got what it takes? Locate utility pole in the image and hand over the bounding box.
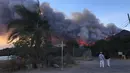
[73,46,74,57]
[61,40,64,70]
[124,13,130,27]
[127,13,130,24]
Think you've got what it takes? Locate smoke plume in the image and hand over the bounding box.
[0,0,122,43]
[40,2,121,43]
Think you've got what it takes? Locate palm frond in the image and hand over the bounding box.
[30,28,43,48]
[8,29,31,43]
[39,20,50,31]
[8,33,19,43]
[30,35,35,48]
[8,30,19,41]
[7,19,30,32]
[14,5,40,22]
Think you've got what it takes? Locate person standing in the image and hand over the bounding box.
[105,52,110,67]
[16,56,22,70]
[99,52,105,68]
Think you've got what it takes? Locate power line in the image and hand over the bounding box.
[124,22,129,27]
[119,13,130,28]
[119,20,129,28]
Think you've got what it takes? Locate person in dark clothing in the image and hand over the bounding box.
[16,56,22,70]
[105,52,110,67]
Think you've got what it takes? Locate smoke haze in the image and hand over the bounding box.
[0,0,121,47]
[40,2,121,43]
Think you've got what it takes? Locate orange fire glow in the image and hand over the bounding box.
[0,31,96,49]
[77,40,89,46]
[0,33,13,49]
[77,39,95,46]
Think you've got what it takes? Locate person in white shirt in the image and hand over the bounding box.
[99,52,105,68]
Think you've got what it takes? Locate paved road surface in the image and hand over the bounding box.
[14,59,130,73]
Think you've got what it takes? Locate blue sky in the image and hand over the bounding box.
[40,0,130,30]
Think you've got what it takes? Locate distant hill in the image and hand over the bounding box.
[114,30,130,38]
[92,30,130,57]
[0,48,11,56]
[107,30,130,40]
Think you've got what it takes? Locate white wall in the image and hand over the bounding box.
[0,56,11,60]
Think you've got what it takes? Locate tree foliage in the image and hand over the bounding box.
[91,36,130,57]
[7,3,51,60]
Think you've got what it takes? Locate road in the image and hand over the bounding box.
[14,59,130,73]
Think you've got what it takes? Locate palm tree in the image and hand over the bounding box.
[7,1,51,63]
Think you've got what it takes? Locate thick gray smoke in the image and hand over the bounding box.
[0,0,26,34]
[0,0,121,43]
[40,2,121,43]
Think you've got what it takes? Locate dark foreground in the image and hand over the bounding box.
[13,59,130,73]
